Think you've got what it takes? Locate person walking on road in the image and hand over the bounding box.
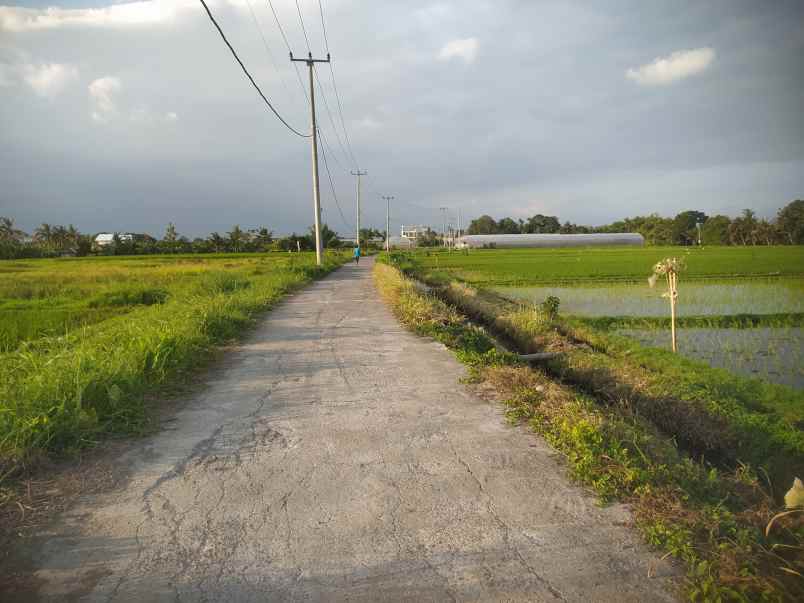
[353,245,361,264]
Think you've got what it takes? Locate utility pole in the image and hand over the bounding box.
[351,169,367,248]
[382,195,394,252]
[439,207,448,248]
[291,51,330,265]
[457,208,462,239]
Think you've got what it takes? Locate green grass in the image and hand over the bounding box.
[374,259,804,601]
[0,252,347,473]
[416,245,804,285]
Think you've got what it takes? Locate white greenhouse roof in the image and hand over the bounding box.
[457,233,644,248]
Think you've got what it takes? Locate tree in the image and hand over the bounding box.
[253,227,273,250]
[208,232,226,252]
[227,225,245,252]
[523,214,560,234]
[776,200,804,244]
[700,215,731,245]
[163,222,178,243]
[671,210,708,245]
[308,224,339,249]
[34,223,54,250]
[752,219,779,246]
[0,216,24,243]
[497,217,520,234]
[728,209,758,245]
[466,215,498,235]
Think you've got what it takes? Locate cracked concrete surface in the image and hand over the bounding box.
[21,257,678,601]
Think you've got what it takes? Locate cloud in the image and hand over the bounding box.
[88,76,122,123]
[23,62,79,97]
[438,38,479,64]
[0,1,195,32]
[626,47,715,85]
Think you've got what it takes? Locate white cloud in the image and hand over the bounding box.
[89,76,122,123]
[626,47,715,86]
[24,63,78,97]
[0,1,196,32]
[438,38,479,64]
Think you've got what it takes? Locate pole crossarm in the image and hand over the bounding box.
[290,52,332,65]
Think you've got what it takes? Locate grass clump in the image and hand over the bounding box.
[0,252,347,476]
[374,258,804,601]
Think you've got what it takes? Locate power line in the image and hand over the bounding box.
[243,0,298,117]
[198,0,309,138]
[314,68,354,171]
[318,129,353,232]
[317,0,330,53]
[266,0,352,174]
[295,0,313,54]
[317,0,359,169]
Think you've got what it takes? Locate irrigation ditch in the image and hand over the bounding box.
[375,256,804,601]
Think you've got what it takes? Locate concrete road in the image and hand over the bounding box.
[23,257,677,602]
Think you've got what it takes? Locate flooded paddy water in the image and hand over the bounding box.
[494,279,804,317]
[617,327,803,389]
[494,278,804,389]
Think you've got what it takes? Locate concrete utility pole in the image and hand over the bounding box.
[351,169,367,248]
[382,195,394,252]
[291,51,330,266]
[439,207,448,248]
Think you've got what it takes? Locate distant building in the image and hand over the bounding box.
[93,232,147,249]
[400,225,429,241]
[456,233,645,249]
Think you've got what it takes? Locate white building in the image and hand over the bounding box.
[94,232,134,247]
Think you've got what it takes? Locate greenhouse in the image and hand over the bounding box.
[456,233,644,248]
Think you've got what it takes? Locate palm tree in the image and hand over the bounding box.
[227,225,245,252]
[208,232,225,252]
[0,216,24,243]
[34,223,54,250]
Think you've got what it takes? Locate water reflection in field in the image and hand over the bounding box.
[617,327,803,389]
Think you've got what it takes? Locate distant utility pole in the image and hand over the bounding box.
[351,169,367,248]
[382,195,395,252]
[291,51,331,266]
[457,208,462,239]
[439,207,448,248]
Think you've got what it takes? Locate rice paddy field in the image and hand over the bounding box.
[417,246,804,390]
[0,252,345,471]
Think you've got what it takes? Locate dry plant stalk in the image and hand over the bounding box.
[649,257,684,352]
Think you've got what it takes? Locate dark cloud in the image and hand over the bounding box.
[1,0,802,238]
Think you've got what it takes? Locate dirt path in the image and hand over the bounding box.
[15,257,677,602]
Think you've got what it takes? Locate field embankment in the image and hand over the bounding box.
[374,256,804,601]
[0,253,346,477]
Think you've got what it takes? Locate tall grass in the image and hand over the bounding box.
[0,252,346,474]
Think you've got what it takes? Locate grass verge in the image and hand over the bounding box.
[374,259,804,602]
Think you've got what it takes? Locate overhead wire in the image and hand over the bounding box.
[294,0,313,54]
[317,0,360,169]
[317,129,353,232]
[243,0,299,119]
[197,0,309,138]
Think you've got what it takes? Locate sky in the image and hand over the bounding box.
[1,0,803,238]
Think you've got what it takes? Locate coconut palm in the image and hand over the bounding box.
[0,216,24,243]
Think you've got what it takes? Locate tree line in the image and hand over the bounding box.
[465,200,804,246]
[0,218,388,260]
